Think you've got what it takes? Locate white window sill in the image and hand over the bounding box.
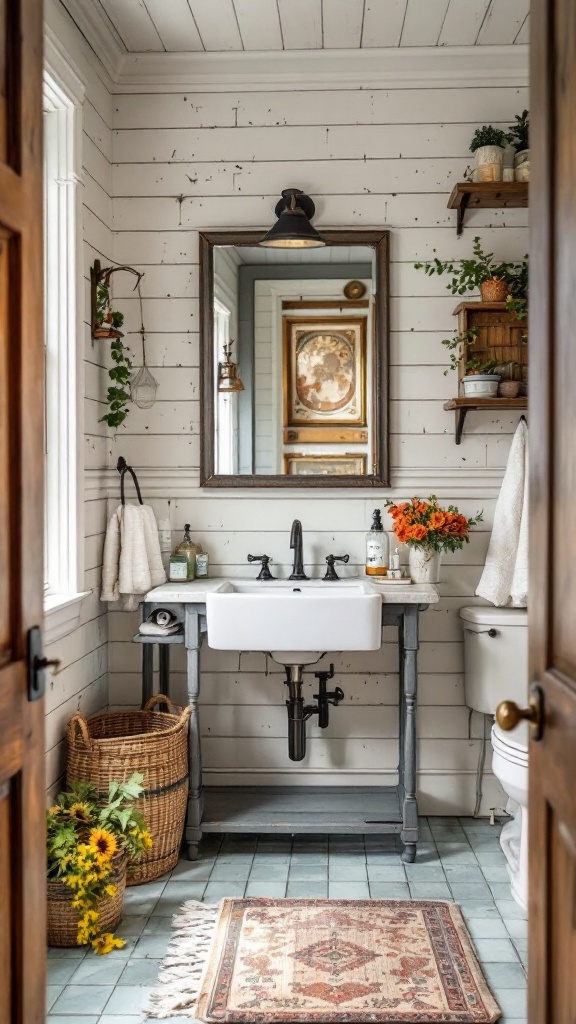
[44,591,90,645]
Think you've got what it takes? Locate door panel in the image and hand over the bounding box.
[0,2,45,1023]
[530,2,576,1018]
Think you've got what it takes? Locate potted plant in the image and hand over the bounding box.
[47,773,153,954]
[461,357,501,398]
[384,495,483,583]
[470,125,510,182]
[415,237,526,303]
[509,109,529,182]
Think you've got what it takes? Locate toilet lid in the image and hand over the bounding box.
[492,720,529,755]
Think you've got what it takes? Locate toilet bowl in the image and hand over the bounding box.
[491,720,529,911]
[460,606,529,909]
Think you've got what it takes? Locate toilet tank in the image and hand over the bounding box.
[460,606,528,715]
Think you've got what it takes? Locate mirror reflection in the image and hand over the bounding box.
[213,244,377,477]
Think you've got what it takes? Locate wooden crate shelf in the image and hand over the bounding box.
[447,182,528,234]
[443,397,527,444]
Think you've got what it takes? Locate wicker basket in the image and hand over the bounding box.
[66,695,191,885]
[47,853,127,947]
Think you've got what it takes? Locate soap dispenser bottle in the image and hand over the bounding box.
[365,509,389,576]
[175,524,199,581]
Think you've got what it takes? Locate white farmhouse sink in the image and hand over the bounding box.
[205,580,382,663]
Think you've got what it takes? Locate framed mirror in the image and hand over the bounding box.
[200,229,390,488]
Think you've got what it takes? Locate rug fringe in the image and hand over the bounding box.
[145,900,220,1019]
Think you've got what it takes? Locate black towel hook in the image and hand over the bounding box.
[117,456,143,505]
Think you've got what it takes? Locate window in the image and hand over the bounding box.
[43,42,87,642]
[214,299,239,475]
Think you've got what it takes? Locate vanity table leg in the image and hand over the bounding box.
[142,644,154,708]
[159,645,170,698]
[185,607,204,860]
[401,605,419,864]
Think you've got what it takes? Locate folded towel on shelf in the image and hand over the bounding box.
[101,503,166,611]
[139,620,182,637]
[476,418,528,607]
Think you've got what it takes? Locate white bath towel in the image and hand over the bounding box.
[101,503,166,611]
[476,419,528,607]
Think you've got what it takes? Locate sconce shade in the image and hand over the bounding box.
[130,365,159,409]
[260,188,325,248]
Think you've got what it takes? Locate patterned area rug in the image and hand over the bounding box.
[146,898,501,1023]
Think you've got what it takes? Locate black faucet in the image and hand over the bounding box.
[288,519,309,580]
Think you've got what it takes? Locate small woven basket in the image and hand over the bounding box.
[47,852,127,948]
[66,695,191,885]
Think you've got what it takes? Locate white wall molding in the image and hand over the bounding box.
[55,0,124,86]
[86,465,505,502]
[115,44,528,92]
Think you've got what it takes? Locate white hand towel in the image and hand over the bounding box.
[101,503,167,610]
[476,419,528,607]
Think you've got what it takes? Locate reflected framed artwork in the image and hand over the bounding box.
[283,454,367,476]
[283,316,367,428]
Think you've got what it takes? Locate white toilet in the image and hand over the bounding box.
[460,606,529,910]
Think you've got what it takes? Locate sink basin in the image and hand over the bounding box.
[205,580,382,662]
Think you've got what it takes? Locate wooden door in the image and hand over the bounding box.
[0,2,46,1023]
[529,0,576,1020]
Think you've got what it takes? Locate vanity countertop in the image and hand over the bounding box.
[145,578,439,605]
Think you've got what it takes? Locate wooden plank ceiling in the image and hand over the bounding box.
[89,0,530,53]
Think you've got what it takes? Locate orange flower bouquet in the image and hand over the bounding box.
[384,496,483,554]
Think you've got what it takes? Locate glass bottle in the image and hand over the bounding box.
[365,508,389,576]
[175,524,199,581]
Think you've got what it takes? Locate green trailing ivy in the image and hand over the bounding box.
[415,237,528,297]
[100,336,132,429]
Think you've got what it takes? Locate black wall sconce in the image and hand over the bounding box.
[259,188,325,249]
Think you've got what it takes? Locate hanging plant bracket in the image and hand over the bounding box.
[90,259,144,340]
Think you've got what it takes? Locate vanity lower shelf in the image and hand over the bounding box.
[201,786,402,834]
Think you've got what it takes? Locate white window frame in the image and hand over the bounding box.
[43,34,88,643]
[214,299,239,476]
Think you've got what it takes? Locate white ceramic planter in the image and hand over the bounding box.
[409,546,441,584]
[462,374,500,398]
[514,149,530,181]
[474,145,504,182]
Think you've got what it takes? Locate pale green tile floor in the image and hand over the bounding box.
[47,816,527,1024]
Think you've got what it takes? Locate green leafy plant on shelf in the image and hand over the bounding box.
[509,109,529,152]
[441,328,479,376]
[464,357,501,375]
[415,237,527,297]
[469,125,511,152]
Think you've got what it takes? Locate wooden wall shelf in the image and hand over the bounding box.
[443,397,527,444]
[448,182,529,235]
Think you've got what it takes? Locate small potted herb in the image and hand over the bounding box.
[509,109,529,181]
[470,125,511,182]
[462,357,501,398]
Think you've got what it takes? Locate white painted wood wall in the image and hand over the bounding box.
[44,1,113,798]
[105,70,528,815]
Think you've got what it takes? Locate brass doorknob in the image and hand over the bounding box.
[496,685,544,741]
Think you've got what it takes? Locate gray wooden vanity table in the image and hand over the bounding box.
[138,580,438,864]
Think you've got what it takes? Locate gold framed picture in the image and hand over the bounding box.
[283,454,367,477]
[283,316,367,428]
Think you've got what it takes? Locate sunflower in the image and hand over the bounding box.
[92,932,125,955]
[88,828,118,861]
[68,802,92,823]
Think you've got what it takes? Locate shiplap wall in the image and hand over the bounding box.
[104,71,528,814]
[44,1,113,798]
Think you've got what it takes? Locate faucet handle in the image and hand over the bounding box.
[247,554,275,581]
[323,554,350,582]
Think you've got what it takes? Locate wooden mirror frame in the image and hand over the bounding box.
[199,229,390,488]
